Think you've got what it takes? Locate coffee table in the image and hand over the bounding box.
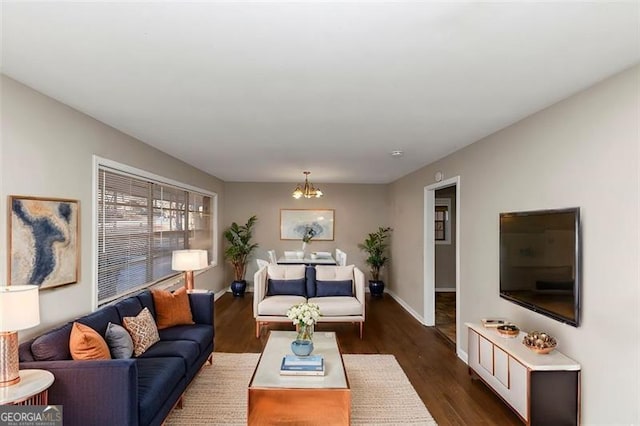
[248,330,350,425]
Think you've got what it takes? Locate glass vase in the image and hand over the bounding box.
[291,323,314,356]
[297,323,314,341]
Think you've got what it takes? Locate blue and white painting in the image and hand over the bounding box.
[280,209,334,241]
[10,197,79,289]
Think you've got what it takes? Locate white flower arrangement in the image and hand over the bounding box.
[286,302,321,327]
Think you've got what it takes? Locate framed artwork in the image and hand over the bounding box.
[280,209,334,241]
[435,198,451,245]
[8,196,80,289]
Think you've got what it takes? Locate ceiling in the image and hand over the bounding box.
[2,2,639,184]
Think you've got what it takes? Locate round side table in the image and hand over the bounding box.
[0,369,55,405]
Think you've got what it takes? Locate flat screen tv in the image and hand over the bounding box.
[499,208,580,327]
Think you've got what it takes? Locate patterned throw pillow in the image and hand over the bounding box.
[105,322,134,359]
[69,322,112,360]
[123,307,160,356]
[151,287,194,330]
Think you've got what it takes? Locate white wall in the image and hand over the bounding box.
[1,76,227,338]
[389,65,639,424]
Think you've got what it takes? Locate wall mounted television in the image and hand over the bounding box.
[499,207,581,327]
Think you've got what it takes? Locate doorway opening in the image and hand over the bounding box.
[434,187,457,344]
[423,176,461,356]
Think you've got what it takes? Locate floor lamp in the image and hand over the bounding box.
[0,285,40,387]
[171,250,208,291]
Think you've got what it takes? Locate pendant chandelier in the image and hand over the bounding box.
[292,171,323,199]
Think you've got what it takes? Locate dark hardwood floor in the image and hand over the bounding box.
[214,292,521,425]
[435,292,457,344]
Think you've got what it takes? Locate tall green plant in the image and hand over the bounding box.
[223,215,258,281]
[358,226,393,281]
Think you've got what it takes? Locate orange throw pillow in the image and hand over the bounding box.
[152,287,194,330]
[69,322,112,360]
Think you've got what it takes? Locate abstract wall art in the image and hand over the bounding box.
[280,209,334,241]
[9,196,80,289]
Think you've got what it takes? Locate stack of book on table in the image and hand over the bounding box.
[280,354,325,376]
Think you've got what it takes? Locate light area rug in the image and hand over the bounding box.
[165,352,437,425]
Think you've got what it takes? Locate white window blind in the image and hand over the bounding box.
[97,167,213,304]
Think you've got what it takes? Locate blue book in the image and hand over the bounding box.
[282,354,323,366]
[280,357,324,371]
[280,358,325,376]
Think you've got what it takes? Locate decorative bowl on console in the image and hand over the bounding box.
[522,331,557,354]
[496,324,520,337]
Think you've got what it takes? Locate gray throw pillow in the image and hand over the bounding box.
[105,322,134,359]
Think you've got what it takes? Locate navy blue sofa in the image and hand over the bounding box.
[18,289,214,426]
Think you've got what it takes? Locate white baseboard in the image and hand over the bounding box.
[435,287,456,292]
[222,285,255,295]
[386,289,428,325]
[388,289,469,360]
[458,349,468,364]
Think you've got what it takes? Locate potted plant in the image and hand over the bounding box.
[223,215,258,296]
[358,226,392,297]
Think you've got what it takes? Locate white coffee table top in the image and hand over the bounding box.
[250,331,348,389]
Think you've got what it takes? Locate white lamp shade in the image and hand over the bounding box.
[172,250,209,271]
[0,285,40,332]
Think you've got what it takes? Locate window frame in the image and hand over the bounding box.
[92,156,218,308]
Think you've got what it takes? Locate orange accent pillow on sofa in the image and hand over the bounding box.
[69,322,112,360]
[151,287,194,329]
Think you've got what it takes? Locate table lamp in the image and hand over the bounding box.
[171,249,208,291]
[0,285,40,387]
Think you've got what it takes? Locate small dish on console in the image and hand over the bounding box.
[522,331,557,354]
[496,324,520,337]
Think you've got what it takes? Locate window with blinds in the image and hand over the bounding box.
[97,166,213,304]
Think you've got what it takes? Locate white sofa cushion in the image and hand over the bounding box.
[315,265,354,281]
[258,295,307,316]
[308,296,363,317]
[267,264,305,280]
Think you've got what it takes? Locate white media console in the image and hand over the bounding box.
[466,323,580,425]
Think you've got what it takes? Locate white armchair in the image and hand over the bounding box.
[253,264,366,339]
